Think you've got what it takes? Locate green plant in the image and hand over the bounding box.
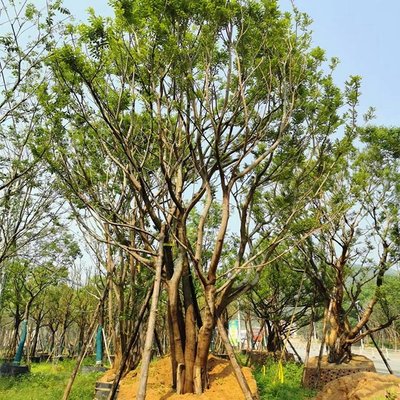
[254,361,316,400]
[0,359,102,400]
[385,390,398,400]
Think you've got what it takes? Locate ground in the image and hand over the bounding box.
[0,359,101,400]
[315,371,400,400]
[100,355,259,399]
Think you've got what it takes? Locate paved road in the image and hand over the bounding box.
[289,338,400,376]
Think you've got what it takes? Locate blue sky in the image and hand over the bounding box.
[281,0,400,127]
[65,0,400,127]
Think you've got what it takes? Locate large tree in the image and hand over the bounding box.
[295,124,400,364]
[38,0,350,394]
[0,0,70,289]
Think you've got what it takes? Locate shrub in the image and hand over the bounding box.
[254,360,316,400]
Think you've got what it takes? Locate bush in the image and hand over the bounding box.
[254,360,316,400]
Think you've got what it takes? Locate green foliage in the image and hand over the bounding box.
[254,361,315,400]
[23,0,399,378]
[383,390,398,400]
[361,126,400,160]
[0,360,102,400]
[360,274,400,331]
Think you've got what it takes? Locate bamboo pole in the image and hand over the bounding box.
[315,299,331,389]
[102,328,112,367]
[354,302,393,374]
[304,302,315,367]
[217,317,254,400]
[136,227,165,400]
[364,323,393,374]
[107,283,153,400]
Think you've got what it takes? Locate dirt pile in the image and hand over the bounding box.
[100,355,258,399]
[315,371,400,400]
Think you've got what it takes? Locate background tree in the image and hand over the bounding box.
[247,254,316,355]
[0,227,79,360]
[293,122,400,364]
[0,0,69,268]
[359,273,400,349]
[0,3,75,358]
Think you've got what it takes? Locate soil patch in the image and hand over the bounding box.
[100,355,258,399]
[315,371,400,400]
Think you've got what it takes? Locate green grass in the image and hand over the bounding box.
[0,359,102,400]
[254,361,316,400]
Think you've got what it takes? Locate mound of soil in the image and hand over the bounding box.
[315,371,400,400]
[100,355,258,399]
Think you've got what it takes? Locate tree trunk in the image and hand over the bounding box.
[49,327,57,354]
[58,326,68,356]
[30,318,41,357]
[266,322,285,354]
[326,319,352,363]
[77,324,85,356]
[193,305,213,394]
[154,329,163,356]
[9,313,21,358]
[166,271,215,395]
[326,297,352,364]
[167,272,185,391]
[182,262,197,394]
[167,299,178,389]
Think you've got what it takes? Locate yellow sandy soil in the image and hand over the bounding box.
[100,355,258,400]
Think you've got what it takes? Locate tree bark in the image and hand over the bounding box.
[166,253,185,391]
[193,285,215,394]
[266,322,285,354]
[30,318,41,357]
[326,296,352,364]
[49,327,57,354]
[182,265,197,394]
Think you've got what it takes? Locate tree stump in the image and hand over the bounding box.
[302,355,375,389]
